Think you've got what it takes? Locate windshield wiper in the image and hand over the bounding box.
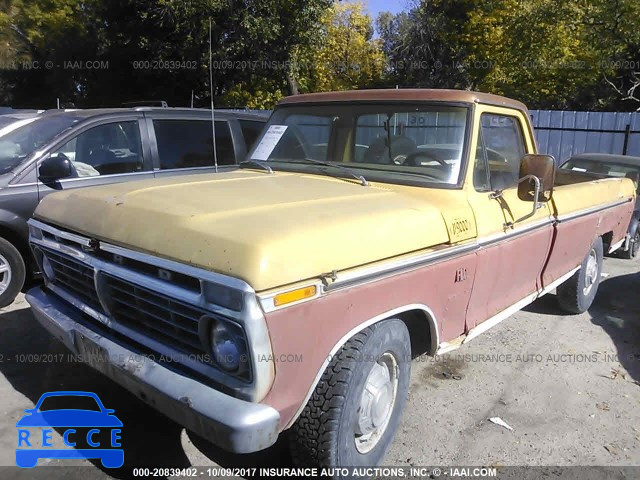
[239,159,274,174]
[292,158,368,186]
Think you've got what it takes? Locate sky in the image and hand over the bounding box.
[350,0,408,21]
[348,0,410,22]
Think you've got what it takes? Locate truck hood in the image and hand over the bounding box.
[34,171,452,291]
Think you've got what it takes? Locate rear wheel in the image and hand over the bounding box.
[289,319,411,473]
[620,228,639,259]
[0,237,25,308]
[557,237,603,314]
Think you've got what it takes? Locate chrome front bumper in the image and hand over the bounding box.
[26,286,281,454]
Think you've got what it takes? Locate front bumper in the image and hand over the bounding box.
[26,287,281,454]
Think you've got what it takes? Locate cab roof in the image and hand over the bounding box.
[278,89,529,112]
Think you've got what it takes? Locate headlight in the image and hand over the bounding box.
[210,319,249,376]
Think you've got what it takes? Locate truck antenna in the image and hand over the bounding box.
[209,17,218,173]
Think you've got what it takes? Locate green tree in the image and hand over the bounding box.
[376,0,475,89]
[296,1,385,92]
[378,0,640,111]
[0,0,333,108]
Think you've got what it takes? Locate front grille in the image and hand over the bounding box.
[103,274,209,356]
[42,248,103,313]
[95,250,201,293]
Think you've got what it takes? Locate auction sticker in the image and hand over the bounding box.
[251,125,288,160]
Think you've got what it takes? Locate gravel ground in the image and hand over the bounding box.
[0,255,638,479]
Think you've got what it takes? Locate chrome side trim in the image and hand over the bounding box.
[325,219,554,294]
[556,198,632,223]
[261,218,555,310]
[299,197,629,297]
[284,303,439,429]
[477,218,553,246]
[325,242,479,293]
[460,266,580,346]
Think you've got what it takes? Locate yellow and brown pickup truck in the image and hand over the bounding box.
[26,90,635,471]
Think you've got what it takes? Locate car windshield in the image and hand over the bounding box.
[0,115,79,174]
[37,395,102,412]
[562,158,640,192]
[246,104,469,186]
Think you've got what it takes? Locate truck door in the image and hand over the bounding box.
[465,106,554,332]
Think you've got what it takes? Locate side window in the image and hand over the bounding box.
[239,120,265,149]
[153,120,234,169]
[52,121,143,177]
[479,114,526,191]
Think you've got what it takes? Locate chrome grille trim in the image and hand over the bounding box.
[42,248,103,312]
[28,218,275,402]
[104,274,208,354]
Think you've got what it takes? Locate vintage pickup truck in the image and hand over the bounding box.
[26,90,635,471]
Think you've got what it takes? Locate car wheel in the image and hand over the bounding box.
[289,319,411,473]
[0,237,25,308]
[557,236,603,314]
[621,228,639,259]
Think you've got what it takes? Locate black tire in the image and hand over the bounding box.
[557,236,603,314]
[289,319,411,475]
[620,228,639,260]
[0,237,26,308]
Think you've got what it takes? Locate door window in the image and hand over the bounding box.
[475,114,526,191]
[51,121,143,177]
[153,120,234,169]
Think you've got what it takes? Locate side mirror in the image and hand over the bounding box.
[518,154,556,202]
[39,153,74,183]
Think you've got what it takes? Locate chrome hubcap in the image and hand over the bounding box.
[583,248,598,295]
[354,352,398,453]
[0,254,11,295]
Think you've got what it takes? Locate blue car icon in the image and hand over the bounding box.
[16,391,123,468]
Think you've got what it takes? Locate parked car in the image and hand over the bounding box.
[560,153,640,258]
[0,108,268,307]
[26,90,635,473]
[0,113,41,135]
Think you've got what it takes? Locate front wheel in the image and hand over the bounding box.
[289,319,411,473]
[620,228,639,259]
[557,236,603,314]
[0,237,25,308]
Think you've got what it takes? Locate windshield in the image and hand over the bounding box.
[561,158,640,193]
[247,104,469,186]
[0,115,79,174]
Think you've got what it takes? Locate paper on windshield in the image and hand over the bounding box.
[251,125,288,161]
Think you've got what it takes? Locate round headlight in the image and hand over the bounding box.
[42,255,55,281]
[210,321,244,373]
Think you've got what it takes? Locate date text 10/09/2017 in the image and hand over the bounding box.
[131,467,498,478]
